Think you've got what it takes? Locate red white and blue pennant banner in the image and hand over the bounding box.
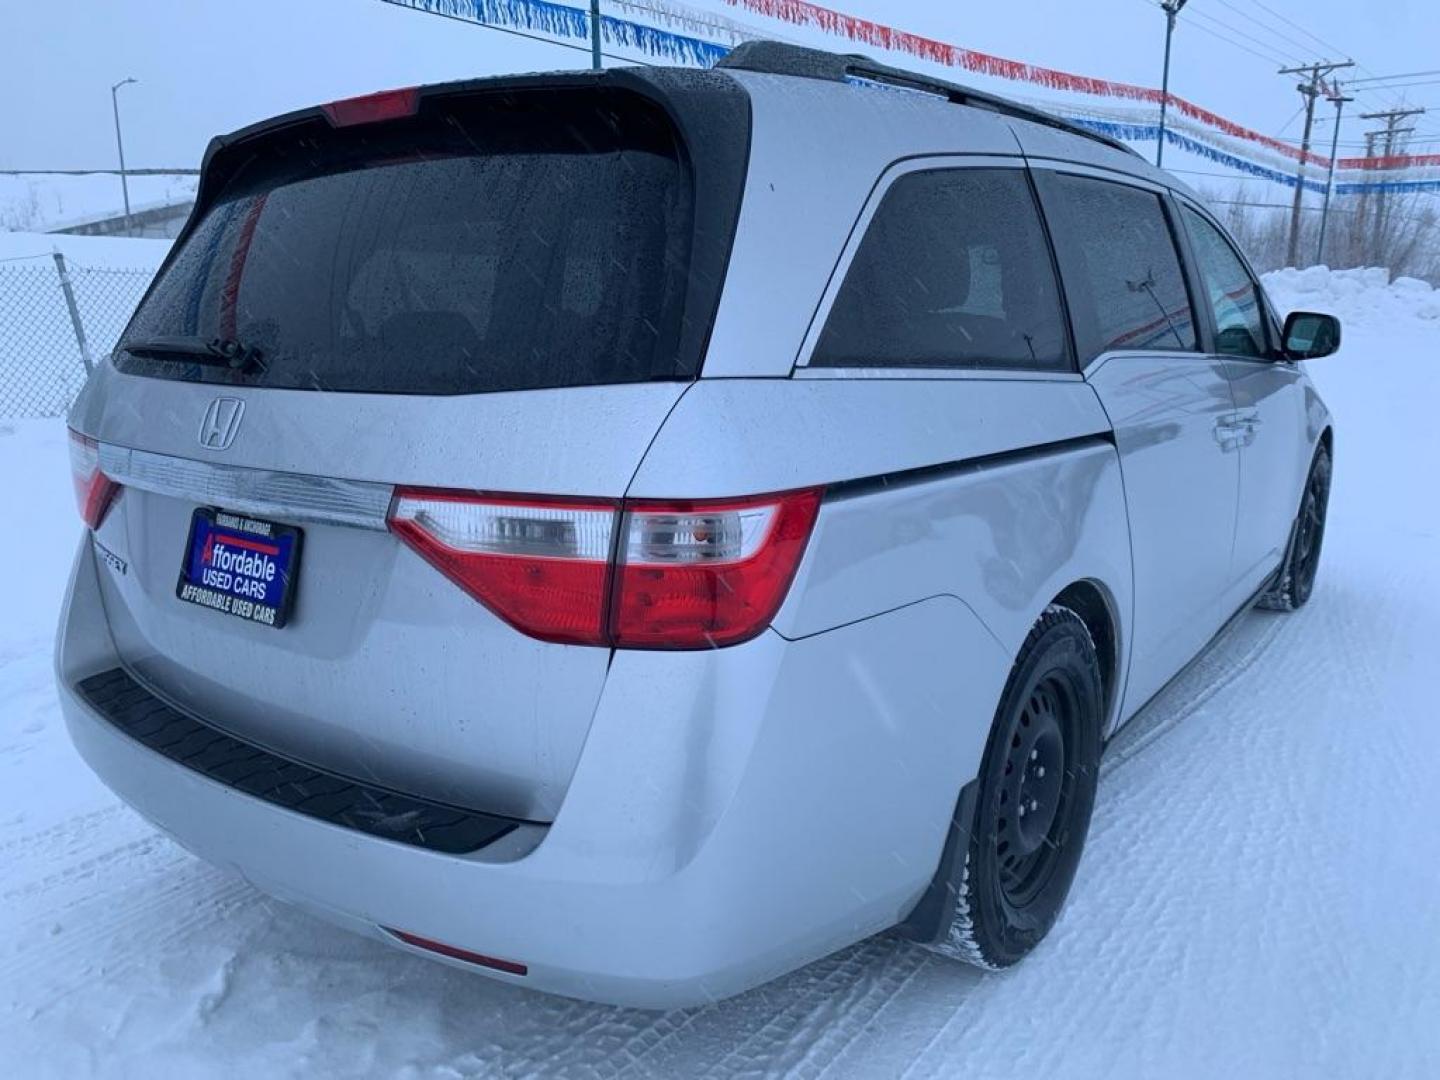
[379,0,1440,192]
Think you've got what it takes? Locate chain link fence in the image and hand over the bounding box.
[0,253,154,419]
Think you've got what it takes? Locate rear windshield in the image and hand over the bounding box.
[117,90,696,395]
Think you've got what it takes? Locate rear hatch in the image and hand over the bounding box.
[70,71,750,821]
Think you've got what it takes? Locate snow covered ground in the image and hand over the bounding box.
[0,175,197,234]
[1,268,1438,1077]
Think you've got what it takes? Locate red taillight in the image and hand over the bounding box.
[321,86,421,127]
[386,487,823,650]
[67,429,119,529]
[385,928,527,976]
[611,490,823,649]
[388,489,617,646]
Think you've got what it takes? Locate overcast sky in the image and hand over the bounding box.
[4,0,1438,171]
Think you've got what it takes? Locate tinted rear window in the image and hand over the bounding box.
[117,90,696,395]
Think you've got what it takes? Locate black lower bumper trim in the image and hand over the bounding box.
[76,667,519,855]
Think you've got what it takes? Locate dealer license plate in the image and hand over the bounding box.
[175,508,302,629]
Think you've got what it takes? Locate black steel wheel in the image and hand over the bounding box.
[995,673,1080,908]
[1260,443,1332,612]
[926,605,1103,969]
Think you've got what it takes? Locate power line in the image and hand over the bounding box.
[1349,68,1440,86]
[1210,0,1316,63]
[1275,103,1307,137]
[1213,3,1411,113]
[1184,7,1301,67]
[1172,9,1292,68]
[1350,78,1440,92]
[1241,0,1413,110]
[1250,0,1352,65]
[1133,0,1281,68]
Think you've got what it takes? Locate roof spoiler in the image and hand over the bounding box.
[717,40,1140,159]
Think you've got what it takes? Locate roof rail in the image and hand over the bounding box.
[716,41,1141,160]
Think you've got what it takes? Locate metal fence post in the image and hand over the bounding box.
[1,258,150,419]
[52,251,93,375]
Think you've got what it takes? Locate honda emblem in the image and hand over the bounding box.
[198,397,245,450]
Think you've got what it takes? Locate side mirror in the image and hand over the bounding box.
[1282,311,1341,360]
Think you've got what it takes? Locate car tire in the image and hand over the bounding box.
[924,605,1103,969]
[1258,443,1332,612]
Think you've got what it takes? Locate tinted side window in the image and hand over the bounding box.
[812,168,1070,371]
[1181,207,1269,359]
[1040,173,1197,359]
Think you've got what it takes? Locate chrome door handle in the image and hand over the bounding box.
[1213,412,1258,451]
[1212,413,1245,452]
[1235,410,1260,447]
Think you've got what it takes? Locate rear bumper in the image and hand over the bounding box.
[58,536,1009,1008]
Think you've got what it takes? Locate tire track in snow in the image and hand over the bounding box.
[782,944,950,1080]
[0,852,248,981]
[0,804,125,859]
[0,806,258,1013]
[1,833,169,905]
[693,936,926,1080]
[589,1004,712,1079]
[1101,610,1286,777]
[486,997,677,1079]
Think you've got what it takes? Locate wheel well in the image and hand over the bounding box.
[1052,581,1118,721]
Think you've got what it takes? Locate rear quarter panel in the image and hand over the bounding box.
[629,376,1133,733]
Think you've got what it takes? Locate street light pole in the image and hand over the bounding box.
[110,78,137,233]
[1156,0,1188,168]
[590,0,602,70]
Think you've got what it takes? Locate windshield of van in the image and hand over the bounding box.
[116,91,695,395]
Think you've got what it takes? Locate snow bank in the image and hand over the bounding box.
[1264,265,1440,326]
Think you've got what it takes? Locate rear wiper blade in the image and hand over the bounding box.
[121,335,265,373]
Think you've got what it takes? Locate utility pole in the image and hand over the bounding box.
[1316,86,1353,266]
[1360,106,1425,262]
[110,77,137,234]
[1155,0,1188,168]
[590,0,602,70]
[1356,130,1378,261]
[1278,60,1354,268]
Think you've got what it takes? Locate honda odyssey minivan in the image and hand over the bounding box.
[56,41,1339,1007]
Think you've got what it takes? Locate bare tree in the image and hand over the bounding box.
[1200,182,1440,283]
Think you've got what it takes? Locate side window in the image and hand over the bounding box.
[1181,206,1270,359]
[811,168,1070,372]
[1038,173,1197,360]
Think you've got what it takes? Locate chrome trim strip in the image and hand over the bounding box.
[98,445,393,530]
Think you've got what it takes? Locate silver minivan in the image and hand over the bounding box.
[56,42,1340,1008]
